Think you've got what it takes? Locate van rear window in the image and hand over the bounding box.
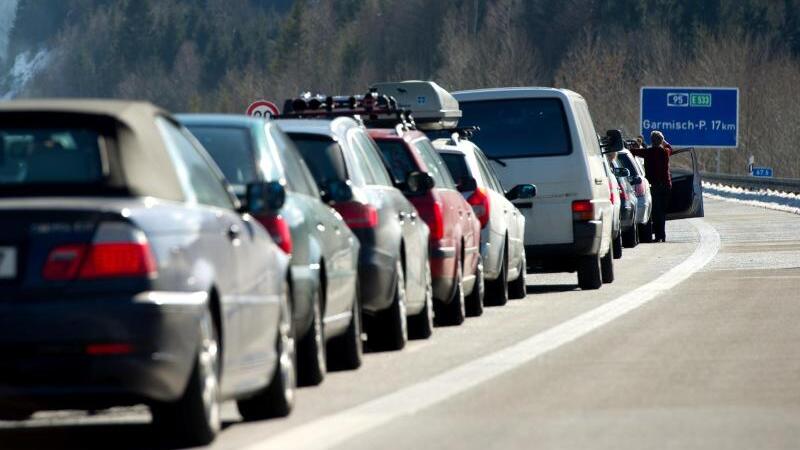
[0,128,104,185]
[459,98,572,158]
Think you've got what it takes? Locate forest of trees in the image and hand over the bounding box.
[4,0,800,176]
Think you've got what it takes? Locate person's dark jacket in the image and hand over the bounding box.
[630,144,672,189]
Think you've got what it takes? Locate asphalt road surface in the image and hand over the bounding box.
[3,197,799,450]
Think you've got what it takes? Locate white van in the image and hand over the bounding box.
[452,88,618,290]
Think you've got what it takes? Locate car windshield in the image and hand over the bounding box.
[288,133,348,185]
[184,126,259,186]
[459,98,572,158]
[0,127,104,185]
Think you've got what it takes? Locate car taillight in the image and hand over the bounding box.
[86,343,134,356]
[634,183,646,197]
[44,242,157,280]
[572,200,594,221]
[43,222,158,281]
[429,201,444,240]
[336,202,379,229]
[467,187,491,229]
[608,180,616,205]
[619,186,628,202]
[256,214,293,255]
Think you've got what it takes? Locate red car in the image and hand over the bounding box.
[370,128,483,324]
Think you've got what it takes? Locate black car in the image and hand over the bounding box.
[0,101,295,446]
[277,117,433,351]
[180,114,363,386]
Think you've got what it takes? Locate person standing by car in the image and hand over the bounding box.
[630,130,672,242]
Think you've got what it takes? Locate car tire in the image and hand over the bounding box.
[408,261,434,340]
[326,281,363,370]
[151,306,221,447]
[237,284,296,420]
[485,243,509,306]
[435,263,466,326]
[465,255,485,317]
[601,249,615,284]
[612,232,623,259]
[368,260,408,351]
[638,221,653,243]
[296,282,326,386]
[577,254,602,290]
[622,226,638,248]
[508,250,527,300]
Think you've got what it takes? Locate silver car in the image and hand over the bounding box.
[616,149,653,242]
[434,137,534,304]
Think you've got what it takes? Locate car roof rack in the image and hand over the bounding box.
[277,90,420,131]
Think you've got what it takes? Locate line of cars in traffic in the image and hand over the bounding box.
[0,81,704,446]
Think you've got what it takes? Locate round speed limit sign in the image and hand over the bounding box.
[246,100,280,118]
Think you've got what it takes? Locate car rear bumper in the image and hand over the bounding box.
[0,291,204,412]
[429,244,458,303]
[620,203,636,229]
[526,220,601,272]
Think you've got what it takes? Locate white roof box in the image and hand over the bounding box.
[371,80,461,130]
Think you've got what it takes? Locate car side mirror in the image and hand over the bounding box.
[321,180,354,204]
[506,184,536,200]
[630,176,643,186]
[603,129,624,153]
[246,181,286,214]
[457,176,478,193]
[613,167,631,178]
[406,171,435,195]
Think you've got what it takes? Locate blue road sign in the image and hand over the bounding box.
[751,167,773,177]
[641,87,739,148]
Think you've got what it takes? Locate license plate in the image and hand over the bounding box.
[0,247,17,279]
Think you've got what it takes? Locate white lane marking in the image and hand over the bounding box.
[245,219,720,450]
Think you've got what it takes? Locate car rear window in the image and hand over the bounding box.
[0,127,105,186]
[375,140,419,184]
[459,98,572,158]
[617,153,640,175]
[185,126,259,186]
[439,153,471,183]
[288,133,348,185]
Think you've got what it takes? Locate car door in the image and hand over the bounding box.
[162,120,281,387]
[351,130,427,306]
[667,148,705,220]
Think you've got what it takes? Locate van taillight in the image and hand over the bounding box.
[255,214,293,255]
[43,242,157,280]
[336,202,379,229]
[572,200,594,221]
[467,187,491,228]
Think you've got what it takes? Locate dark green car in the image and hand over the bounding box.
[180,115,362,386]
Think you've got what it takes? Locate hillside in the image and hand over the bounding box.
[2,0,799,177]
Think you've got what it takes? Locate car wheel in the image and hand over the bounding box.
[612,232,623,259]
[638,221,654,243]
[237,283,296,420]
[296,281,325,386]
[577,254,602,290]
[151,306,221,446]
[622,226,638,248]
[508,249,527,300]
[408,260,434,340]
[465,255,485,317]
[485,243,509,306]
[435,262,465,326]
[368,260,408,351]
[326,280,363,370]
[601,249,615,284]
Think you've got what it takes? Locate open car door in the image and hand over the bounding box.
[667,148,704,220]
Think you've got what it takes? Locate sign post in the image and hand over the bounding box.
[246,100,280,118]
[640,87,739,148]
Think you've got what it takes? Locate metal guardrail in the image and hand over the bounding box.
[701,172,800,194]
